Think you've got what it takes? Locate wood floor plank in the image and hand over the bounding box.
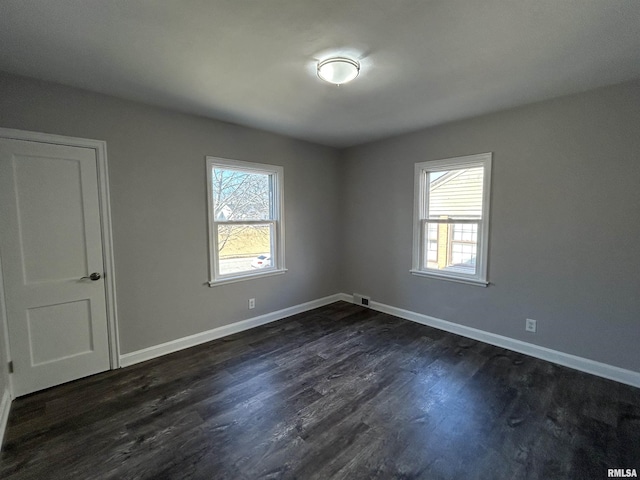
[1,301,638,479]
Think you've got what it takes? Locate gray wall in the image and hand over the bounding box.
[341,79,640,372]
[0,71,342,354]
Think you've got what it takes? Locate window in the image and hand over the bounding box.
[412,153,492,286]
[206,157,285,286]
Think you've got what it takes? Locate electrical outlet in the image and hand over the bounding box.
[525,318,537,333]
[248,298,255,309]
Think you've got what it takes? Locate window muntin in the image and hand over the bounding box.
[207,157,285,285]
[412,153,492,286]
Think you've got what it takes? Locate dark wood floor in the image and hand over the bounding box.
[1,302,639,479]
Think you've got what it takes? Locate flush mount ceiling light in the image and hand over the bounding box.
[317,57,360,85]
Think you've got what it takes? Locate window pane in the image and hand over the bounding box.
[217,224,272,276]
[212,168,271,221]
[423,222,477,275]
[427,166,484,219]
[426,223,438,263]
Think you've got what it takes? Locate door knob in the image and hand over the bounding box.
[81,272,102,281]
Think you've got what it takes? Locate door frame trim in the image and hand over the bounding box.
[0,128,121,393]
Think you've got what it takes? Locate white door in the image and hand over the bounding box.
[0,138,111,396]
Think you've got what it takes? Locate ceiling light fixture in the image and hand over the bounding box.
[317,57,360,85]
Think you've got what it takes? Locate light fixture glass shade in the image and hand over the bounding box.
[317,58,360,85]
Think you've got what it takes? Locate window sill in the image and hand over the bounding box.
[410,269,489,287]
[208,268,287,287]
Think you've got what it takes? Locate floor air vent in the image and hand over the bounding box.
[353,293,371,307]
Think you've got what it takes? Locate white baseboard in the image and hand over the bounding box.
[348,294,640,389]
[335,293,353,303]
[0,387,11,448]
[120,293,347,367]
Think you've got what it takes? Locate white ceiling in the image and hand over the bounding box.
[1,1,639,147]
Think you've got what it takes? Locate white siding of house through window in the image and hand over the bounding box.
[428,167,484,218]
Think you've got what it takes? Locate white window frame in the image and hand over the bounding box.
[411,152,492,287]
[206,157,286,286]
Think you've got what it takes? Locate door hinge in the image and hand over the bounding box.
[8,361,13,374]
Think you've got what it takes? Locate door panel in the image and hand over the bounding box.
[14,155,89,283]
[27,299,93,365]
[0,138,110,396]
